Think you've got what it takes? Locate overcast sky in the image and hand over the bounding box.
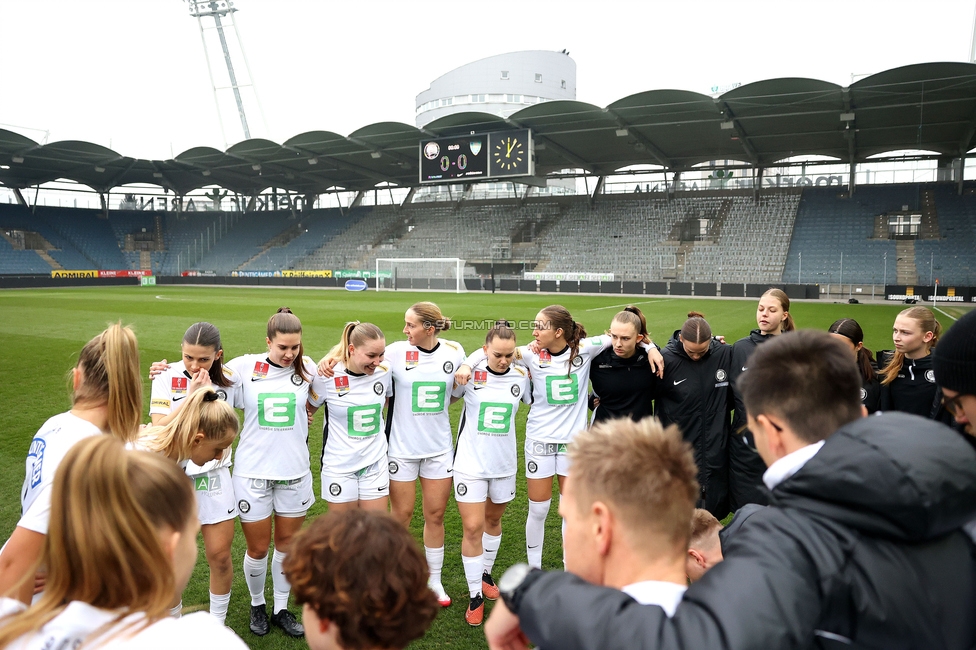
[1,0,974,160]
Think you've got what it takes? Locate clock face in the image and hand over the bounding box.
[493,136,525,172]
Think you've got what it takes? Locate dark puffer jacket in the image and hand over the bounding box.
[655,332,732,517]
[512,412,976,650]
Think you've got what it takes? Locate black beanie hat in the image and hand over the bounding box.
[933,309,976,395]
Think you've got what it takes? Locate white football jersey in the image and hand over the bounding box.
[149,360,241,474]
[0,598,248,649]
[386,339,466,459]
[464,335,611,444]
[452,361,531,478]
[225,354,327,480]
[18,412,102,535]
[309,361,392,475]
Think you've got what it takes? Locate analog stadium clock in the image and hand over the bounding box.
[490,130,532,177]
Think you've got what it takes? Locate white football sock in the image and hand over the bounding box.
[243,553,267,606]
[526,499,551,569]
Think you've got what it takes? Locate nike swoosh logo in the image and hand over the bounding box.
[446,469,453,473]
[172,395,185,401]
[673,379,688,385]
[405,366,417,371]
[473,386,485,390]
[301,498,310,506]
[741,366,748,372]
[227,508,235,514]
[251,377,262,382]
[249,572,262,577]
[527,545,539,549]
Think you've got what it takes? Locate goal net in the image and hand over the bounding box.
[375,258,468,293]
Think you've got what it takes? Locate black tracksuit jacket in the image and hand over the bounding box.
[588,347,657,423]
[655,332,732,517]
[728,330,773,510]
[512,412,976,650]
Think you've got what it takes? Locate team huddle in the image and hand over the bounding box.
[0,292,964,649]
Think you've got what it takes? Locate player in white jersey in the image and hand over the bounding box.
[0,324,143,605]
[225,308,326,639]
[317,301,465,607]
[457,305,663,570]
[307,322,392,512]
[148,321,241,623]
[0,436,248,649]
[452,322,531,626]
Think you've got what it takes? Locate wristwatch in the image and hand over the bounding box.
[499,563,538,612]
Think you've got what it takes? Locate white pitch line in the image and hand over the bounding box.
[585,299,672,312]
[933,306,958,321]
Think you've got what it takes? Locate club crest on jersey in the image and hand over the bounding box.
[925,370,936,383]
[860,387,868,401]
[443,361,454,374]
[474,371,488,387]
[252,361,269,381]
[334,376,350,396]
[538,350,552,366]
[406,351,419,368]
[171,376,188,394]
[215,389,227,401]
[716,369,728,382]
[291,374,304,386]
[373,381,384,395]
[511,384,521,397]
[571,355,584,368]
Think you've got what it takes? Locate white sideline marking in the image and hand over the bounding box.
[933,306,958,321]
[585,299,672,312]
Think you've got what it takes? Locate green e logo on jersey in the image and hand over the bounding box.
[258,393,296,427]
[478,402,513,435]
[412,382,446,413]
[546,375,579,405]
[348,404,382,436]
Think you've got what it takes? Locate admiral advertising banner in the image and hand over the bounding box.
[51,270,97,278]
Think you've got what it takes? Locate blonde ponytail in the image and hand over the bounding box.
[139,388,238,462]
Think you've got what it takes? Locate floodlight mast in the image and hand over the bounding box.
[186,0,266,146]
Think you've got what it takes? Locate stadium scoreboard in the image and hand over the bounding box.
[419,129,533,184]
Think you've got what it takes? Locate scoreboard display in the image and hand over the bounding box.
[419,129,533,184]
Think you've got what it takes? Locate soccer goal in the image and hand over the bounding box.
[375,258,467,293]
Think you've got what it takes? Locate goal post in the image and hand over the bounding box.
[375,258,467,293]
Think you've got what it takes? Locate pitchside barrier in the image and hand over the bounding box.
[1,274,828,299]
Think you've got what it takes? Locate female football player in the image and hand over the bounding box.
[149,322,241,623]
[225,308,326,638]
[451,321,531,626]
[0,323,142,605]
[0,436,247,648]
[307,322,391,513]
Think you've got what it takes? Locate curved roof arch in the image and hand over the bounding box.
[2,62,976,195]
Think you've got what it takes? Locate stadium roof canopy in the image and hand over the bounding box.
[3,62,976,196]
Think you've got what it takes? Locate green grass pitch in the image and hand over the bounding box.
[0,286,969,649]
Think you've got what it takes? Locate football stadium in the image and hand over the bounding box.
[1,2,976,649]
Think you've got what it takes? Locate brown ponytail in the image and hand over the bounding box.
[486,320,517,345]
[74,323,142,443]
[828,318,876,384]
[762,288,795,332]
[268,307,308,383]
[540,305,586,376]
